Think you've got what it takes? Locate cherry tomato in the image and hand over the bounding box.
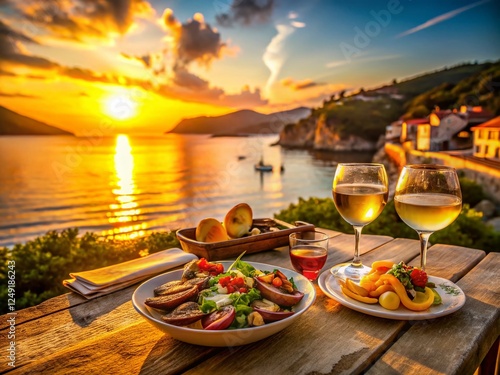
[272,277,283,288]
[232,277,245,287]
[197,258,208,270]
[197,258,224,276]
[215,263,224,275]
[218,276,231,287]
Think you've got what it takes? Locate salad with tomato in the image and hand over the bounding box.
[144,255,305,330]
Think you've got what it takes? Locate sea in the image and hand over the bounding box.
[0,134,375,248]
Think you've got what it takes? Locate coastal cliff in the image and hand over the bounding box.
[278,114,378,151]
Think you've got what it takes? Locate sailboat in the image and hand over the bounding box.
[254,156,273,172]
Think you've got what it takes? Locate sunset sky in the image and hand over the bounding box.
[0,0,499,135]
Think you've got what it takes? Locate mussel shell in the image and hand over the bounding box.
[184,276,210,291]
[181,259,200,281]
[145,285,198,311]
[162,302,206,326]
[154,280,191,296]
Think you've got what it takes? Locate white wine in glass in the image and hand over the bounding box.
[330,163,389,280]
[394,165,462,270]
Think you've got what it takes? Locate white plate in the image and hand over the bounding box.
[132,261,316,346]
[318,270,465,320]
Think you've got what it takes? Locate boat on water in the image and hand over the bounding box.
[254,164,273,172]
[255,157,273,172]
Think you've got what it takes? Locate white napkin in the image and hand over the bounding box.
[63,248,198,299]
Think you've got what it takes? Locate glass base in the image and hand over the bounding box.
[330,262,372,282]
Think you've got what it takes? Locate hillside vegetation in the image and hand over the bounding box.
[293,60,500,142]
[403,61,500,119]
[393,62,490,97]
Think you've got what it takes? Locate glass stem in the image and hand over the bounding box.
[352,225,364,267]
[418,232,432,271]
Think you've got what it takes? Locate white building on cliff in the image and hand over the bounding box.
[472,116,500,159]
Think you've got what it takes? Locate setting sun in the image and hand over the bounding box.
[104,95,137,120]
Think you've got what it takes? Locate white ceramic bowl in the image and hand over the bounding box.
[132,261,316,347]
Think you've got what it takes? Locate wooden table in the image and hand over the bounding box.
[1,230,499,375]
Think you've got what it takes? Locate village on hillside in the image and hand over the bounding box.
[385,105,500,164]
[381,103,500,217]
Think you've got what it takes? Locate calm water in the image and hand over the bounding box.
[0,134,374,247]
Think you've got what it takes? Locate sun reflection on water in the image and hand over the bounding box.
[105,134,146,240]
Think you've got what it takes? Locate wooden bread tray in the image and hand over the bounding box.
[176,219,315,261]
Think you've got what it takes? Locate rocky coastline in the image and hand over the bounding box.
[277,116,379,152]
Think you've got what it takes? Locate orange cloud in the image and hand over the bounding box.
[151,8,264,107]
[0,4,266,109]
[281,77,321,90]
[156,71,266,108]
[0,28,58,69]
[160,8,227,68]
[121,53,152,68]
[0,19,38,44]
[12,0,154,43]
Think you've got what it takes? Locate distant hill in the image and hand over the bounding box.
[401,61,500,119]
[167,107,311,135]
[0,105,74,136]
[377,62,489,97]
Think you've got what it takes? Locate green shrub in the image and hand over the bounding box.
[274,197,352,234]
[459,176,486,207]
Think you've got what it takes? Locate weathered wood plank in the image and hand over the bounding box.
[366,252,500,375]
[0,292,87,331]
[0,234,347,373]
[0,236,394,375]
[324,233,394,269]
[361,238,421,266]
[408,243,486,282]
[7,320,220,375]
[0,288,138,373]
[0,236,490,375]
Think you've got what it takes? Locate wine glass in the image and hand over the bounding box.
[394,164,462,271]
[330,163,389,280]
